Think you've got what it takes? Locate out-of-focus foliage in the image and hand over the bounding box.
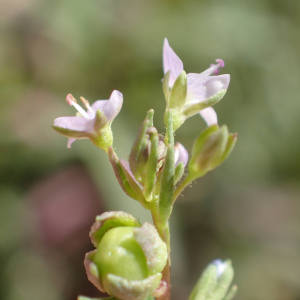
[0,1,300,300]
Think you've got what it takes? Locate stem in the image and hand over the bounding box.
[151,211,171,300]
[172,174,196,203]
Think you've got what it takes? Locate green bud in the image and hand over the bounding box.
[129,111,166,189]
[188,125,237,178]
[84,212,168,300]
[189,260,236,300]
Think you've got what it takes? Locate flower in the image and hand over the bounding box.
[52,90,123,151]
[82,212,168,300]
[163,38,230,127]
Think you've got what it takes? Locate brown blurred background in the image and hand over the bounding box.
[1,1,300,300]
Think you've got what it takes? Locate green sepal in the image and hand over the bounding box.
[134,223,168,275]
[189,260,236,300]
[105,273,162,300]
[164,109,174,145]
[189,263,219,300]
[224,285,238,300]
[163,71,171,102]
[145,109,154,126]
[144,132,159,201]
[129,115,151,181]
[189,125,229,177]
[174,162,185,184]
[108,147,141,201]
[182,89,227,118]
[52,125,90,139]
[206,260,234,300]
[90,126,113,152]
[118,159,149,208]
[168,71,187,110]
[78,297,118,300]
[212,133,238,168]
[159,143,175,228]
[90,211,141,247]
[94,109,109,131]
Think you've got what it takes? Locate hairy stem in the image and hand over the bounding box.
[151,211,171,300]
[172,174,196,203]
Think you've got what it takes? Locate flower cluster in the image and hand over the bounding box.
[53,38,237,300]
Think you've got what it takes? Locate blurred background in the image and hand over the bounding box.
[1,0,300,299]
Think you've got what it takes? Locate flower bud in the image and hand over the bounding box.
[83,212,168,300]
[189,259,237,300]
[188,125,237,178]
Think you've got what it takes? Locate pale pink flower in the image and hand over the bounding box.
[163,38,230,126]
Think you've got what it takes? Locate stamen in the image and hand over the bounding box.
[202,58,225,75]
[66,93,77,105]
[80,96,95,114]
[66,93,90,118]
[216,58,225,68]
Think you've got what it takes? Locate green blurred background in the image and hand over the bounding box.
[1,0,300,299]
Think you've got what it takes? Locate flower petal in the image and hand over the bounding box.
[186,74,230,104]
[199,107,218,126]
[91,90,123,122]
[163,38,184,88]
[54,116,94,132]
[174,142,188,167]
[67,138,76,148]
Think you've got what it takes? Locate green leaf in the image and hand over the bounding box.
[159,144,175,228]
[168,71,187,110]
[182,89,227,118]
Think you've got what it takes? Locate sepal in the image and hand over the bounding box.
[84,212,168,300]
[159,144,175,228]
[108,147,142,201]
[189,260,236,300]
[105,273,162,300]
[168,71,187,110]
[134,223,168,275]
[183,90,227,118]
[188,125,236,178]
[163,70,171,101]
[90,211,141,247]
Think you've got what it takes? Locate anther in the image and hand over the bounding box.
[66,94,77,105]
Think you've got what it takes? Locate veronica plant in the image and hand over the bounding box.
[53,38,237,300]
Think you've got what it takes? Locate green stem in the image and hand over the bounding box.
[172,174,196,203]
[151,210,171,300]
